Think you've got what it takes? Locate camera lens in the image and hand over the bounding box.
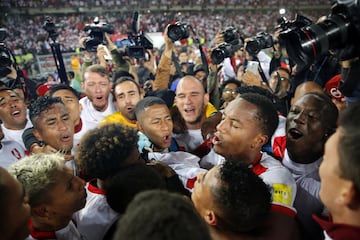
[280,14,350,70]
[211,43,233,64]
[167,22,190,42]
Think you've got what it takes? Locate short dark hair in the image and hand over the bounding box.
[221,78,243,90]
[135,96,167,121]
[112,76,140,95]
[338,101,360,193]
[104,164,166,214]
[301,92,338,135]
[75,124,140,180]
[211,160,271,232]
[29,96,64,127]
[115,190,211,240]
[112,70,135,83]
[237,85,276,103]
[239,93,279,138]
[49,84,80,99]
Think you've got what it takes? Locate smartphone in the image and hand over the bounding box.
[247,61,259,74]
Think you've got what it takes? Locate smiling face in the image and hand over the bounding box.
[0,167,31,240]
[175,76,209,130]
[286,94,328,163]
[212,98,266,163]
[82,71,112,112]
[114,80,142,121]
[33,103,74,153]
[42,166,86,230]
[137,104,173,152]
[0,90,28,130]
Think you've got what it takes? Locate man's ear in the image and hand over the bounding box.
[204,210,217,226]
[204,93,209,106]
[339,181,360,209]
[136,121,144,133]
[33,128,43,142]
[253,134,268,149]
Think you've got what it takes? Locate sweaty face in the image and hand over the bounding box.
[114,81,142,121]
[82,71,111,112]
[33,103,75,153]
[0,90,28,130]
[52,90,82,126]
[213,98,264,161]
[286,95,328,163]
[319,128,349,217]
[191,166,218,219]
[138,104,173,152]
[175,77,208,129]
[44,167,86,230]
[0,168,30,240]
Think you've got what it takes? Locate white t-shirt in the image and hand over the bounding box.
[0,140,26,169]
[74,180,119,240]
[148,151,207,191]
[79,95,116,131]
[172,129,203,152]
[1,119,32,149]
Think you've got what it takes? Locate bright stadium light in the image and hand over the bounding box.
[279,8,286,15]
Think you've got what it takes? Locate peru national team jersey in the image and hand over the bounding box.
[0,140,26,169]
[250,152,297,217]
[147,151,207,191]
[79,95,116,131]
[212,151,297,217]
[73,180,119,240]
[26,219,82,240]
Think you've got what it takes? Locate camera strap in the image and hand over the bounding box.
[257,60,268,85]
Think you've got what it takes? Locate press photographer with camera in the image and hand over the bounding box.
[279,0,360,105]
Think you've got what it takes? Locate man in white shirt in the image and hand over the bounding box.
[0,88,32,149]
[80,64,116,130]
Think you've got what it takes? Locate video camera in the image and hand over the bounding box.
[279,0,360,71]
[83,17,115,52]
[119,12,153,59]
[211,26,242,64]
[245,31,274,56]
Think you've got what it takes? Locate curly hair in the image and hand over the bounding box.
[75,123,141,180]
[211,160,271,233]
[238,93,279,138]
[29,95,64,127]
[8,153,65,207]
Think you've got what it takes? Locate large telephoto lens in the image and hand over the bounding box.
[280,14,350,70]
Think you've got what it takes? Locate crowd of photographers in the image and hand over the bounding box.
[3,10,326,56]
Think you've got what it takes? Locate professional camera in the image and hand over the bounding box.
[211,42,234,64]
[83,17,115,52]
[210,26,242,64]
[167,22,190,42]
[0,28,12,78]
[122,12,153,59]
[279,0,360,71]
[245,31,274,56]
[222,26,241,45]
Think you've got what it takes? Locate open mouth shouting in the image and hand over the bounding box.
[287,128,304,141]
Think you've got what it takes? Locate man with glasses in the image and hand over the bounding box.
[269,67,292,116]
